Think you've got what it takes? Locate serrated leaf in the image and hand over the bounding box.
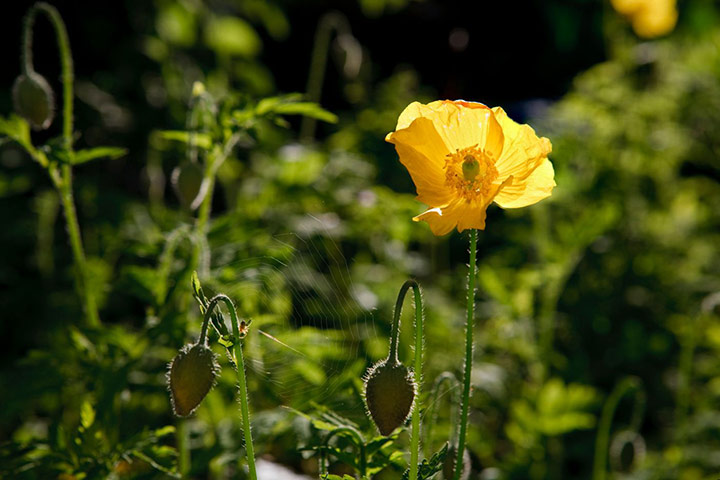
[72,146,127,165]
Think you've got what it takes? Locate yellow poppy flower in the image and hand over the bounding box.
[386,100,555,236]
[610,0,677,38]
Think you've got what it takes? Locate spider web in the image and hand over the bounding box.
[206,214,380,408]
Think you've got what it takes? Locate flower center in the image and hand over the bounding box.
[444,146,498,202]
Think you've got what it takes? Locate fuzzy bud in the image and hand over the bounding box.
[168,343,219,416]
[363,359,416,436]
[12,72,55,130]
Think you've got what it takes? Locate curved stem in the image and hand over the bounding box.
[24,3,99,326]
[385,280,425,479]
[204,294,257,480]
[23,2,74,148]
[300,12,351,143]
[454,229,477,480]
[592,377,644,480]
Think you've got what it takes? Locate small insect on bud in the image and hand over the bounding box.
[443,446,471,480]
[12,72,55,130]
[363,359,416,436]
[168,343,220,417]
[171,162,204,210]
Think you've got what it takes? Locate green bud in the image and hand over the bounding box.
[168,343,219,416]
[443,446,471,480]
[12,72,55,130]
[363,359,416,436]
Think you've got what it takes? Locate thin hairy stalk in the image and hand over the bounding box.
[204,294,257,480]
[454,229,477,480]
[390,280,425,480]
[300,12,351,142]
[592,377,645,480]
[24,3,99,326]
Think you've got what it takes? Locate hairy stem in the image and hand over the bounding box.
[592,377,645,480]
[454,229,477,480]
[205,294,257,480]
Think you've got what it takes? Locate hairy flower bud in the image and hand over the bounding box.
[168,343,219,416]
[363,359,416,436]
[12,72,55,130]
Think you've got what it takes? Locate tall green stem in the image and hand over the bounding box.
[205,294,258,480]
[389,280,425,480]
[57,166,99,326]
[300,12,351,143]
[24,3,100,326]
[592,377,645,480]
[454,229,477,480]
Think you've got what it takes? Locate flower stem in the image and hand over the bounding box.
[177,418,190,477]
[205,294,258,480]
[454,229,477,480]
[56,166,99,327]
[592,377,645,480]
[25,3,100,326]
[386,280,424,479]
[397,280,425,480]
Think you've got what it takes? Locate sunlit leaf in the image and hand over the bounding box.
[72,146,127,165]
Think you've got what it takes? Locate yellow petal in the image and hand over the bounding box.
[386,117,454,206]
[413,198,485,235]
[491,107,552,182]
[632,0,677,38]
[494,158,555,209]
[392,100,504,160]
[610,0,645,15]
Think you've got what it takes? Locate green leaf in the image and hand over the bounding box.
[0,114,47,166]
[402,442,448,480]
[72,146,127,165]
[321,475,355,480]
[155,130,213,149]
[0,114,31,146]
[270,102,338,123]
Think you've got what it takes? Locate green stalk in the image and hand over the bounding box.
[57,167,100,327]
[300,12,350,143]
[454,229,477,480]
[205,294,258,480]
[23,3,100,326]
[390,280,425,480]
[592,377,644,480]
[177,418,190,478]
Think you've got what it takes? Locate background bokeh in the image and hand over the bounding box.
[2,0,720,479]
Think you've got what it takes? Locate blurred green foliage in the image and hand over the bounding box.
[2,0,720,479]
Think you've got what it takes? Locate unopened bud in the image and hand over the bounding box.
[168,343,219,416]
[12,72,55,130]
[363,359,415,436]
